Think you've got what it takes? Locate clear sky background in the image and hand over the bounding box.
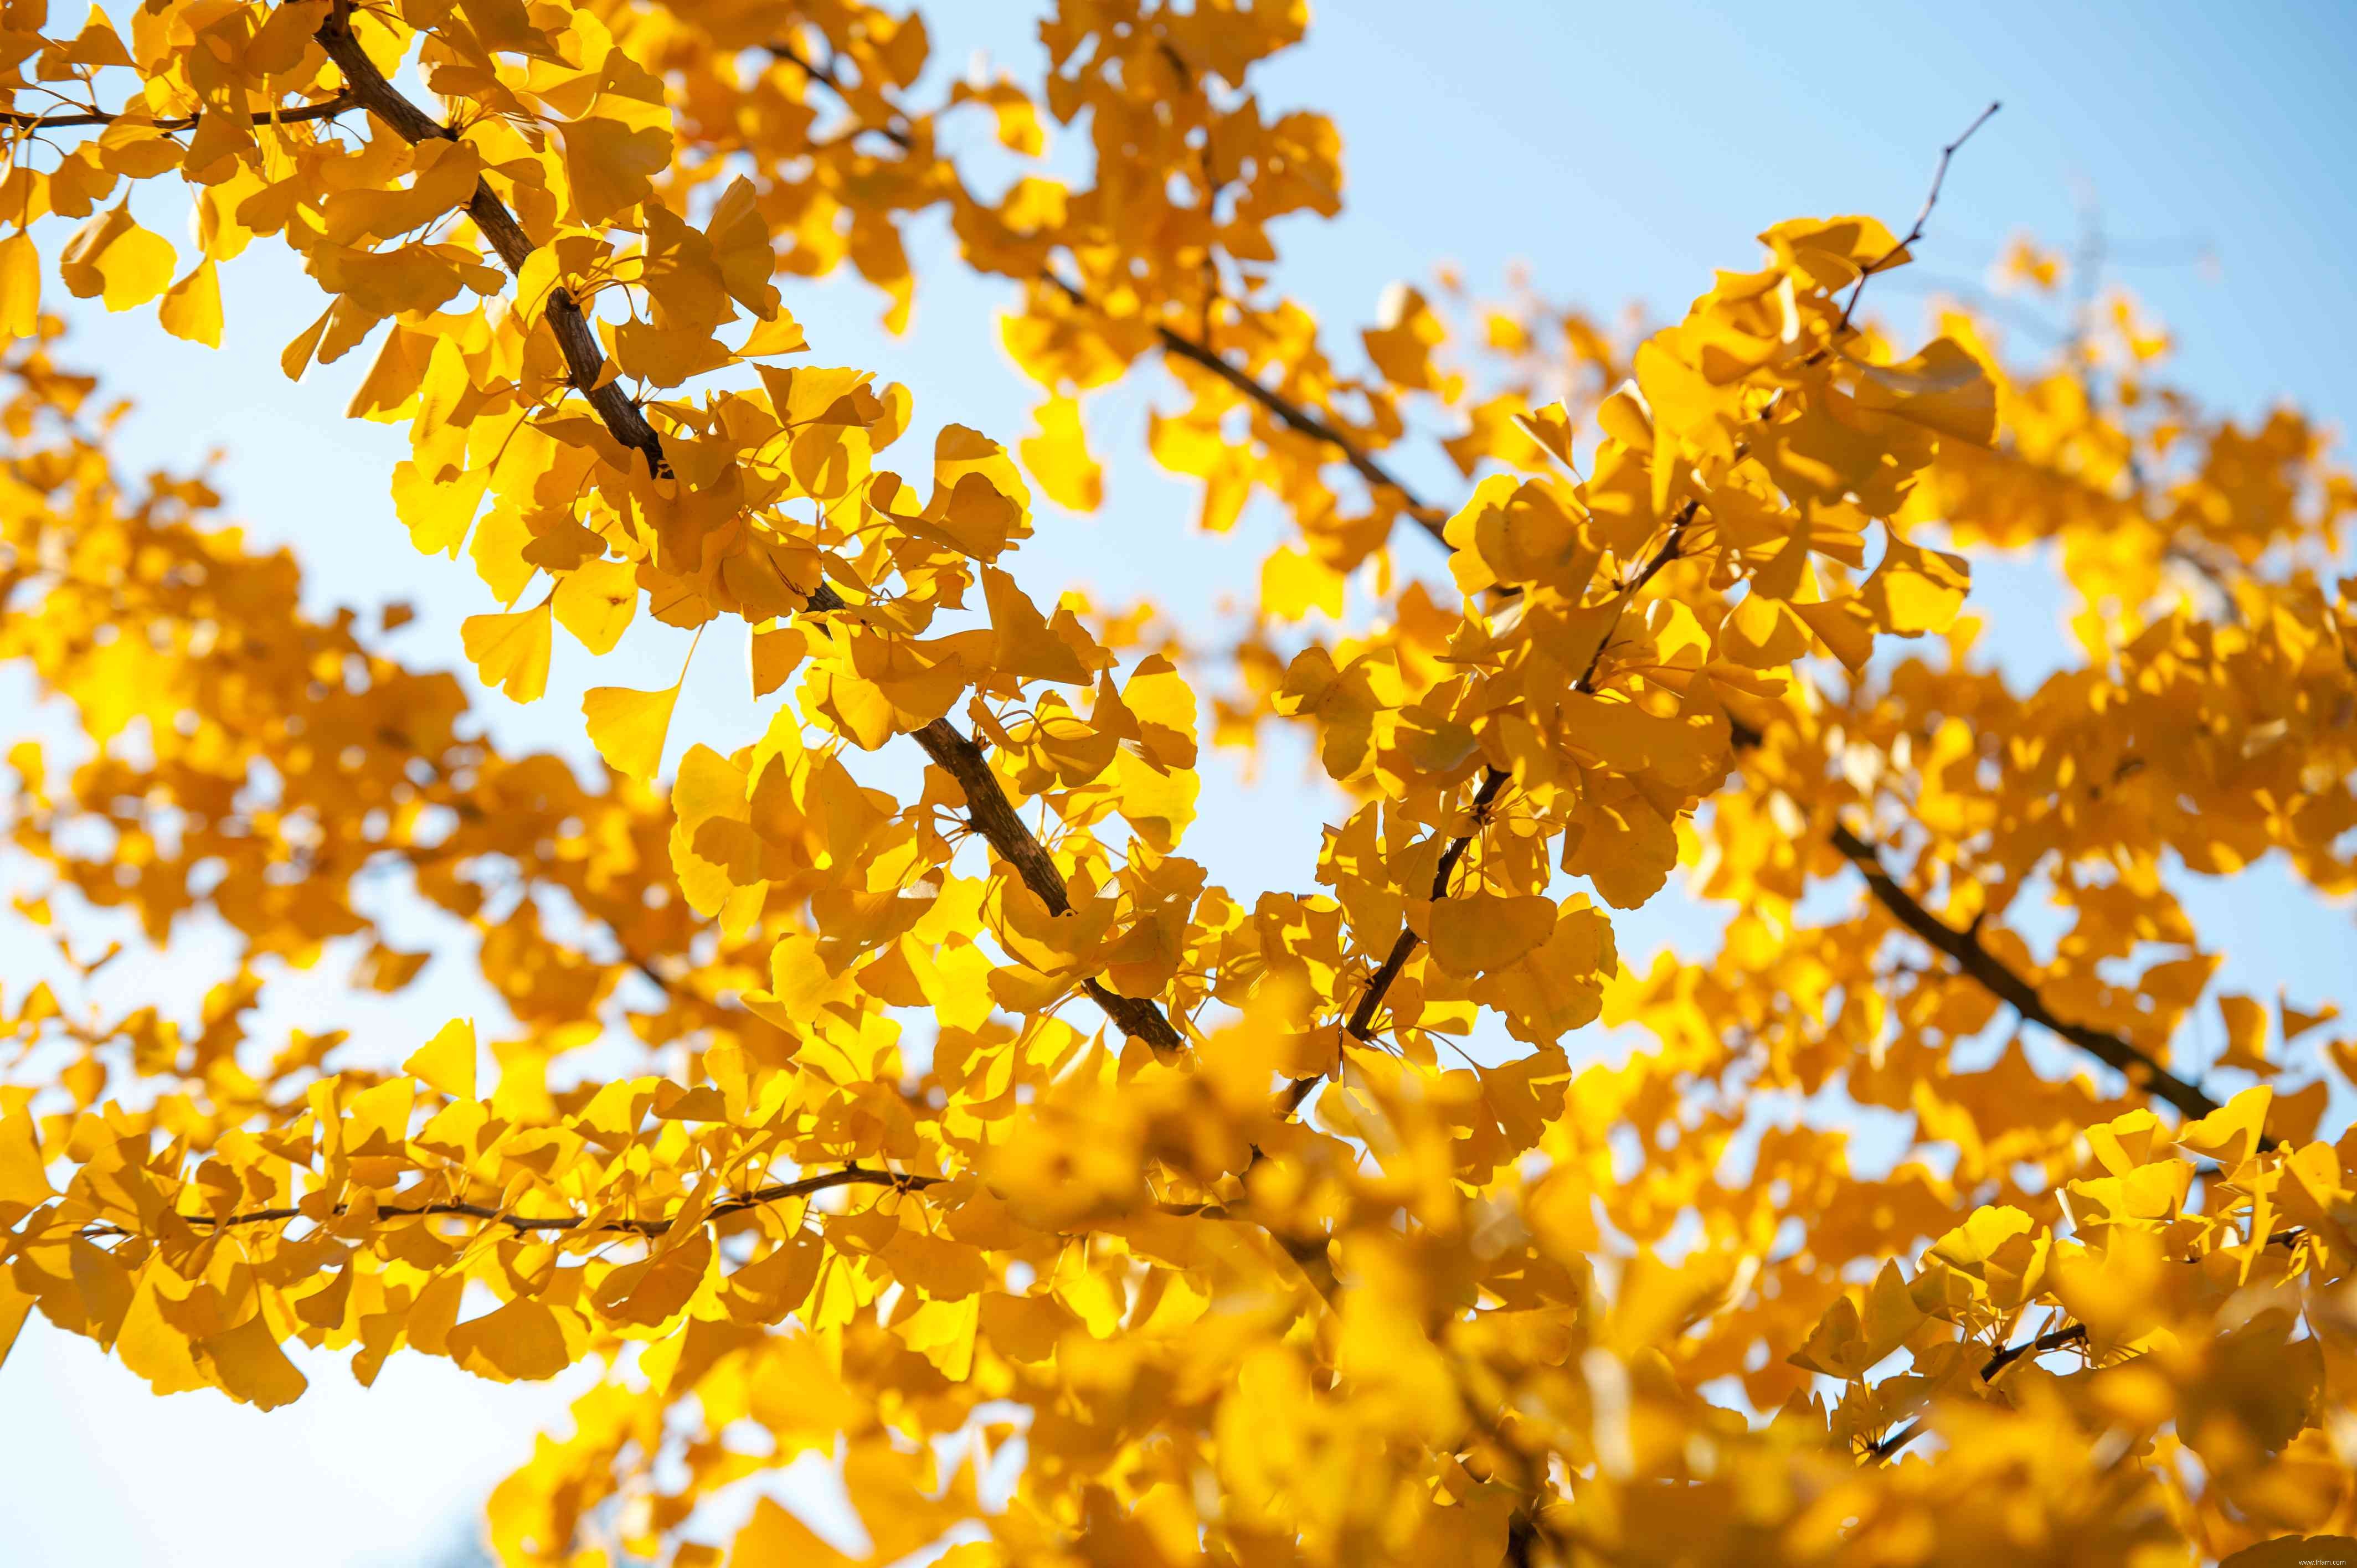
[4,2,2356,1563]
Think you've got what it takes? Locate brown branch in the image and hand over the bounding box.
[0,91,357,133]
[1347,766,1508,1040]
[81,1165,936,1242]
[1826,819,2231,1127]
[1041,257,1451,537]
[1149,321,1448,538]
[913,717,1187,1054]
[1831,101,2001,342]
[1051,267,1455,540]
[316,4,680,492]
[775,40,2208,1133]
[321,7,1181,1053]
[1868,1322,2086,1462]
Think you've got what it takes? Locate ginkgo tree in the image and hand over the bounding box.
[1,2,2352,1565]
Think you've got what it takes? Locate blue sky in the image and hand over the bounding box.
[4,2,2356,1562]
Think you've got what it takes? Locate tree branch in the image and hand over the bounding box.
[316,4,677,488]
[766,42,1448,539]
[1347,766,1507,1041]
[0,91,357,132]
[1149,319,1448,537]
[1868,1322,2086,1462]
[912,716,1187,1053]
[1341,504,1697,1048]
[81,1165,937,1242]
[1831,101,2001,342]
[1827,819,2229,1126]
[752,64,2185,1134]
[321,4,1186,1057]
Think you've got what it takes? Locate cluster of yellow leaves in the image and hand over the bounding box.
[1784,1089,2357,1563]
[0,2,2353,1567]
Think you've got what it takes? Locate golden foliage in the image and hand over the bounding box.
[0,4,2353,1566]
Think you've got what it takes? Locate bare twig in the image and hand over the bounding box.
[1831,101,2001,342]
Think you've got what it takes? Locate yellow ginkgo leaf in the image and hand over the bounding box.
[393,462,490,558]
[1262,545,1345,621]
[705,174,782,321]
[1020,395,1103,512]
[0,1100,52,1216]
[982,566,1090,685]
[732,1497,857,1568]
[751,626,807,699]
[552,557,639,654]
[59,204,175,312]
[445,1296,571,1383]
[403,1018,476,1101]
[585,680,683,780]
[201,1313,308,1410]
[2176,1084,2273,1169]
[558,112,671,226]
[1427,892,1556,978]
[158,259,223,348]
[1860,535,1970,636]
[0,1272,30,1374]
[460,599,553,702]
[0,233,39,339]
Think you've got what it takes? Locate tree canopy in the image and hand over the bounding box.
[1,3,2353,1565]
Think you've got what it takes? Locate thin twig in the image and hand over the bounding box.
[1869,1322,2086,1461]
[0,91,357,132]
[1150,319,1448,536]
[81,1166,936,1242]
[1831,101,2001,342]
[1345,766,1510,1040]
[768,38,915,151]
